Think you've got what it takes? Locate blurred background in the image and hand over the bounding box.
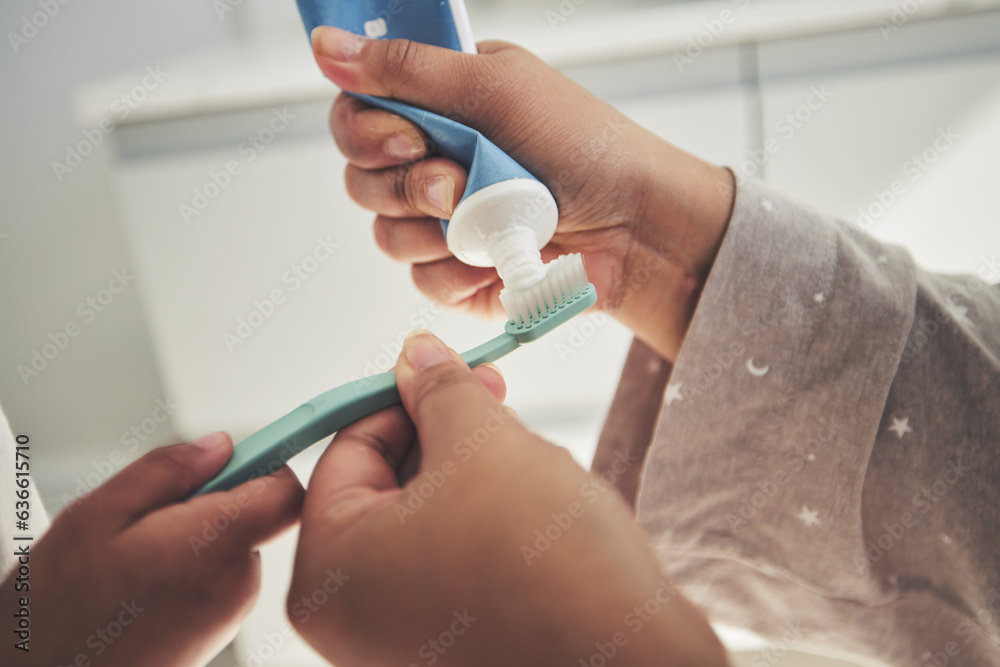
[2,0,998,664]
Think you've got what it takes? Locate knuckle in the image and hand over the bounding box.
[402,165,428,212]
[389,165,415,211]
[410,265,467,306]
[409,264,439,299]
[372,217,395,256]
[140,447,195,496]
[328,98,350,148]
[381,38,422,89]
[435,276,467,305]
[408,366,479,413]
[343,165,364,205]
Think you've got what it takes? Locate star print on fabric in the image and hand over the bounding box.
[761,199,775,212]
[888,416,912,439]
[813,292,825,304]
[797,506,821,527]
[947,300,974,327]
[665,383,684,406]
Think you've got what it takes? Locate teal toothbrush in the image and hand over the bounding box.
[194,256,595,496]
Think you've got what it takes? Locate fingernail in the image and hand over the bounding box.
[425,176,455,217]
[384,131,424,161]
[192,431,229,453]
[312,26,366,62]
[403,330,453,370]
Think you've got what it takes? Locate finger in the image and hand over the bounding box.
[184,465,305,552]
[410,257,500,306]
[372,215,450,264]
[394,363,502,487]
[395,331,521,467]
[397,439,422,486]
[77,432,235,533]
[345,158,468,220]
[311,27,516,118]
[472,363,507,403]
[331,93,429,169]
[302,405,416,529]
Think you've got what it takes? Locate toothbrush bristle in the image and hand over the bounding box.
[500,254,590,327]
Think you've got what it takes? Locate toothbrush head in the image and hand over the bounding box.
[501,254,597,343]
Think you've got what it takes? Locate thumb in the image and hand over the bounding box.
[396,331,519,466]
[310,25,500,118]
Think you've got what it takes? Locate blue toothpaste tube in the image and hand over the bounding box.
[297,0,561,295]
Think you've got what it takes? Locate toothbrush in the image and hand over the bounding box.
[194,257,594,496]
[192,1,597,496]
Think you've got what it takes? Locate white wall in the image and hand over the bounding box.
[0,0,240,508]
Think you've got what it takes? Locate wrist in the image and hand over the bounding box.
[611,139,735,361]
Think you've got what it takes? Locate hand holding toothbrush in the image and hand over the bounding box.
[312,26,736,362]
[289,331,727,667]
[0,434,302,667]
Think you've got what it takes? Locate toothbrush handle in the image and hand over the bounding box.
[193,332,519,496]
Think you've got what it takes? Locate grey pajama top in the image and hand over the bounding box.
[592,177,1000,667]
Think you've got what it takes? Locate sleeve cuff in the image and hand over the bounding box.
[634,176,917,601]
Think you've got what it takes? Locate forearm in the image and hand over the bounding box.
[612,138,735,362]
